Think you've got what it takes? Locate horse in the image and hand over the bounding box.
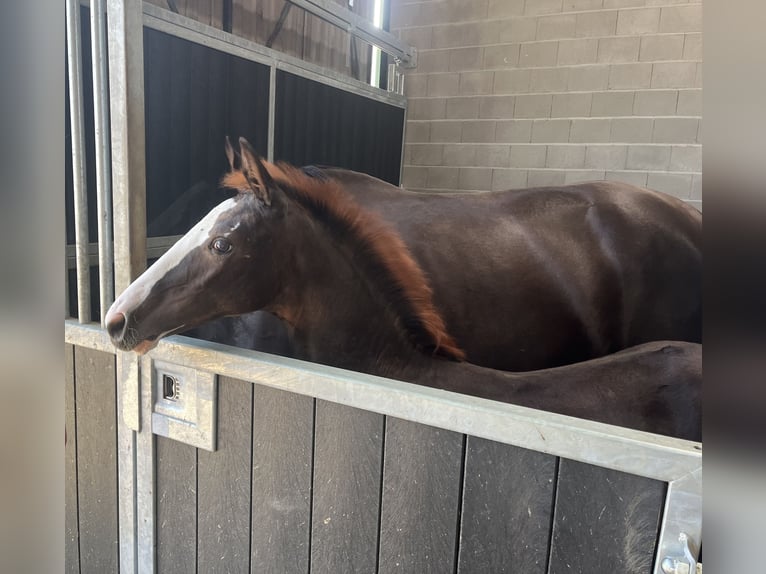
[105,139,701,440]
[183,138,701,372]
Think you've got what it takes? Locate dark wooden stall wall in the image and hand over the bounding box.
[275,70,405,185]
[143,27,271,236]
[65,345,119,574]
[150,378,668,574]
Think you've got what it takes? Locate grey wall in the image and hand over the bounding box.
[392,0,702,210]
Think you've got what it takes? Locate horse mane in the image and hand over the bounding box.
[221,164,466,361]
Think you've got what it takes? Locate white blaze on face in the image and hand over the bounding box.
[108,197,239,315]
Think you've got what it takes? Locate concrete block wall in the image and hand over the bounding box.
[391,0,702,209]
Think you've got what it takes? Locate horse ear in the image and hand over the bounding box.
[224,135,238,171]
[238,137,275,206]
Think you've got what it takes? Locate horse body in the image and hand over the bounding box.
[188,165,701,371]
[105,140,701,440]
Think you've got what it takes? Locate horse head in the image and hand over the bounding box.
[105,138,287,353]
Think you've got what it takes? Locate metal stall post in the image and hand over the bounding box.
[106,0,152,572]
[91,0,115,325]
[66,0,91,323]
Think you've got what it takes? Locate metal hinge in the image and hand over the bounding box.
[661,532,702,574]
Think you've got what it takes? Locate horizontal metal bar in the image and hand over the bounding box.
[287,0,416,67]
[66,235,183,269]
[142,3,406,109]
[65,320,701,484]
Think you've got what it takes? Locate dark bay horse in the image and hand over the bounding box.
[186,140,701,372]
[105,140,701,440]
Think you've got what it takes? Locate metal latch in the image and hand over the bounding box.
[661,532,702,574]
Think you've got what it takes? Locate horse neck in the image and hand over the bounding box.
[266,210,438,379]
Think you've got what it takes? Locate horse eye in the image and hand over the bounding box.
[211,237,232,254]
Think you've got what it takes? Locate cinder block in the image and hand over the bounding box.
[669,145,702,172]
[646,0,688,5]
[489,0,525,18]
[449,47,484,71]
[514,94,553,118]
[691,173,701,200]
[493,69,532,94]
[427,73,460,97]
[402,166,427,188]
[611,118,654,142]
[429,121,463,143]
[536,14,577,41]
[585,145,629,170]
[495,119,534,143]
[528,169,567,186]
[676,90,702,116]
[432,21,500,50]
[647,172,692,199]
[653,118,699,143]
[604,0,645,8]
[405,121,431,143]
[683,33,702,61]
[639,34,684,61]
[427,166,460,189]
[608,63,652,89]
[570,118,612,142]
[417,50,450,73]
[492,168,529,190]
[567,65,609,91]
[459,167,493,190]
[605,170,648,187]
[479,96,517,118]
[695,62,703,88]
[499,18,538,43]
[616,8,660,35]
[651,62,697,88]
[659,5,702,33]
[565,0,603,10]
[557,39,598,65]
[597,37,640,63]
[530,68,571,92]
[400,27,433,49]
[405,74,428,98]
[531,119,572,143]
[524,0,564,16]
[551,93,594,118]
[390,4,421,30]
[474,144,511,167]
[510,144,547,168]
[546,145,586,168]
[434,0,491,24]
[461,120,497,143]
[483,44,521,69]
[565,170,606,184]
[518,42,559,68]
[576,11,618,37]
[626,145,671,170]
[410,143,445,166]
[443,143,477,166]
[446,97,480,119]
[591,91,635,116]
[633,90,678,116]
[408,98,447,120]
[459,72,495,95]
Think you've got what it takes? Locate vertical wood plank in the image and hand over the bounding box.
[311,401,384,574]
[250,385,313,574]
[65,344,80,574]
[548,459,667,573]
[457,438,556,574]
[378,418,464,574]
[74,346,118,574]
[156,437,197,574]
[198,376,253,573]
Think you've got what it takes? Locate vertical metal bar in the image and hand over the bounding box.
[66,0,92,323]
[268,64,277,162]
[653,468,702,574]
[399,100,407,187]
[137,355,157,573]
[107,0,148,572]
[91,0,115,325]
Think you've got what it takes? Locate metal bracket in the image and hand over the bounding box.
[661,533,701,574]
[150,359,217,451]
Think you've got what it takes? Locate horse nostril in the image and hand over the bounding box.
[106,311,127,340]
